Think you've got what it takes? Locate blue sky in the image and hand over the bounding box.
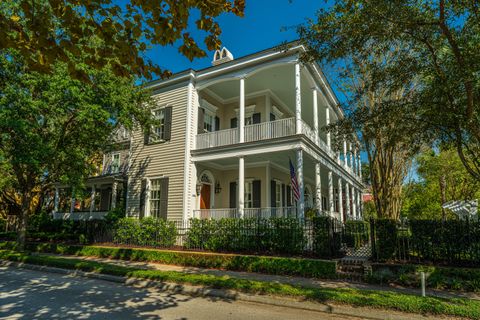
[146,0,326,74]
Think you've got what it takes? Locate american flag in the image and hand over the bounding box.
[289,159,300,202]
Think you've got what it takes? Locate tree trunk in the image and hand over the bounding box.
[17,192,31,251]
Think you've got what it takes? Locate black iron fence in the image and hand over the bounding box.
[370,218,480,266]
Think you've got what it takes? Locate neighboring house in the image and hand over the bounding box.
[53,43,364,222]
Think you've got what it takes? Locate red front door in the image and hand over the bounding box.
[200,184,211,210]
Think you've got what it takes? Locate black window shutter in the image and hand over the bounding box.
[270,180,276,207]
[230,117,237,128]
[229,182,237,208]
[198,108,205,134]
[163,106,173,140]
[287,185,292,206]
[281,184,286,207]
[215,116,220,131]
[252,113,261,124]
[252,180,261,208]
[159,177,169,219]
[139,179,147,218]
[270,113,276,121]
[144,128,150,145]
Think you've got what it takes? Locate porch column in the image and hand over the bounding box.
[358,155,362,180]
[239,77,245,143]
[296,149,305,219]
[338,178,344,222]
[238,156,245,218]
[54,187,59,213]
[343,138,348,167]
[345,182,351,218]
[352,187,357,219]
[266,163,271,210]
[353,147,358,175]
[312,88,319,145]
[265,94,271,122]
[90,185,96,213]
[328,170,334,214]
[295,63,302,134]
[349,142,354,170]
[326,107,331,149]
[315,162,322,213]
[111,181,117,210]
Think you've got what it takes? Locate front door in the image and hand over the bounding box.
[200,184,211,210]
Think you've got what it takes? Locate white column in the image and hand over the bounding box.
[296,149,305,219]
[238,156,245,218]
[352,187,357,219]
[326,107,331,149]
[328,170,334,214]
[358,153,362,179]
[54,187,59,213]
[353,148,358,174]
[345,182,351,218]
[338,178,343,222]
[239,77,245,143]
[265,94,271,122]
[266,163,271,209]
[90,185,96,213]
[111,181,117,210]
[349,142,354,170]
[343,138,348,167]
[295,63,302,134]
[315,162,322,213]
[312,88,319,145]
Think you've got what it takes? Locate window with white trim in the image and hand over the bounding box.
[111,153,120,173]
[151,108,166,141]
[275,182,282,208]
[204,113,215,132]
[149,179,162,217]
[244,181,253,208]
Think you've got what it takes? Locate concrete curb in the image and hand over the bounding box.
[0,259,448,320]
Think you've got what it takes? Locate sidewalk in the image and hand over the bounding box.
[38,252,480,301]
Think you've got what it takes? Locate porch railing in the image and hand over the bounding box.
[244,117,295,142]
[192,207,297,219]
[196,128,239,149]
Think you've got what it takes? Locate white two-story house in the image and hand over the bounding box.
[53,43,363,222]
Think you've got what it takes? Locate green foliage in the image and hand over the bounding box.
[1,249,479,319]
[0,0,245,80]
[311,216,342,258]
[343,220,369,249]
[185,218,306,255]
[368,263,480,293]
[402,147,480,219]
[373,219,398,261]
[113,217,177,247]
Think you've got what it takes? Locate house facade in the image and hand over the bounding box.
[53,44,364,222]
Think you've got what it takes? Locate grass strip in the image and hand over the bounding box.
[0,249,479,319]
[0,241,337,279]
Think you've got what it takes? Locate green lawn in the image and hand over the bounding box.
[1,249,479,319]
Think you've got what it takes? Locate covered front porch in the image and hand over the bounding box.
[191,149,361,221]
[52,175,126,220]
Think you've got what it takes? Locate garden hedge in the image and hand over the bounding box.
[0,241,337,279]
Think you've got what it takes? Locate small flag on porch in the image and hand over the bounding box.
[289,159,300,202]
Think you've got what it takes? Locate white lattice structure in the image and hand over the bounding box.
[442,200,478,219]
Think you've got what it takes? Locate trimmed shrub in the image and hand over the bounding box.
[3,241,337,279]
[185,218,305,255]
[113,217,177,247]
[374,219,398,261]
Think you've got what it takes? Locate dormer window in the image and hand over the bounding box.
[212,47,234,66]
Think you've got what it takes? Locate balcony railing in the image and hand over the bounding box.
[244,118,295,142]
[196,128,239,149]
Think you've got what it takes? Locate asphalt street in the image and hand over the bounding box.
[0,266,360,320]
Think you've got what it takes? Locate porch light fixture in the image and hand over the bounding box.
[215,182,222,194]
[196,183,202,196]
